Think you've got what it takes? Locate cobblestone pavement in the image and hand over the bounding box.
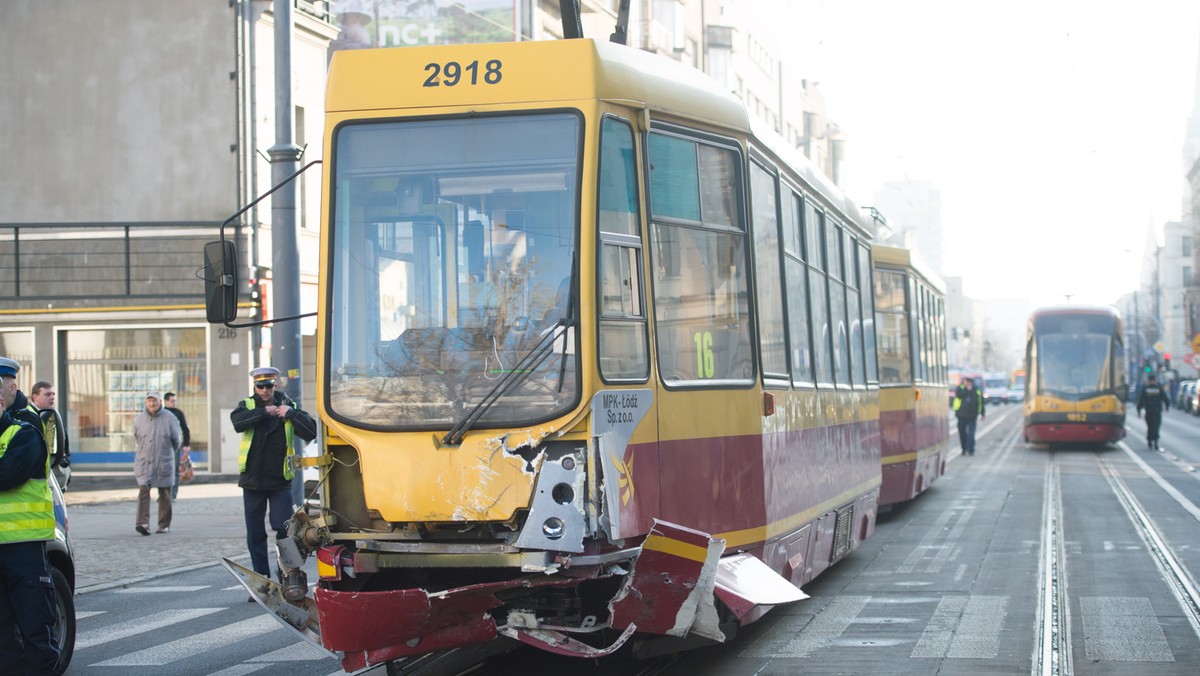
[65,482,254,593]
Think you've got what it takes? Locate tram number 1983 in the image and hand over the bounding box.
[1066,413,1087,422]
[423,60,503,87]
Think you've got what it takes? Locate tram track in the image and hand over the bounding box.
[1034,461,1071,676]
[1098,453,1200,641]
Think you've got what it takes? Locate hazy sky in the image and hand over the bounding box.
[784,0,1200,307]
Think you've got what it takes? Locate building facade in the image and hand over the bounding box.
[1,0,844,471]
[0,0,335,472]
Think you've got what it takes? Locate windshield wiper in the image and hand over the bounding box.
[442,259,577,446]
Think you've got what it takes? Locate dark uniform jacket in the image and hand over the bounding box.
[230,391,317,491]
[1137,382,1170,417]
[953,385,985,421]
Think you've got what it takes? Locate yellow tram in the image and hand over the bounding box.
[1024,305,1126,444]
[207,35,903,671]
[872,244,949,504]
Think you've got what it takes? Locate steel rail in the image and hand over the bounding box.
[1034,461,1071,676]
[1099,455,1200,640]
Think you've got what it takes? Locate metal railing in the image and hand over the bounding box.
[0,221,243,305]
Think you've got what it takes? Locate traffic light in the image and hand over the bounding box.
[1164,353,1172,369]
[1144,359,1153,373]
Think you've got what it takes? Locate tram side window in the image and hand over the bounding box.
[648,131,753,385]
[828,221,852,386]
[846,236,866,387]
[908,278,923,382]
[875,270,911,385]
[806,203,833,385]
[598,118,649,381]
[749,161,788,379]
[784,189,814,385]
[858,243,879,383]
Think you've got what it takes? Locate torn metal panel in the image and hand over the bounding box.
[591,389,653,540]
[513,454,588,552]
[313,568,600,659]
[608,520,726,641]
[713,552,809,621]
[503,623,638,658]
[221,558,336,659]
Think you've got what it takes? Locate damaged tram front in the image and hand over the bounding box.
[215,39,874,674]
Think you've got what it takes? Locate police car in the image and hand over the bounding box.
[48,471,76,673]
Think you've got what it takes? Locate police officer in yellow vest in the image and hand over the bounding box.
[0,356,60,674]
[230,366,316,583]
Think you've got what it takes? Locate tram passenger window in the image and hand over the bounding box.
[806,208,834,385]
[847,250,866,388]
[648,131,752,386]
[598,117,648,381]
[781,188,800,256]
[809,269,832,385]
[785,258,814,384]
[874,270,911,385]
[831,282,851,385]
[750,161,788,378]
[858,243,878,383]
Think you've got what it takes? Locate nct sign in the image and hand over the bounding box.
[332,0,520,51]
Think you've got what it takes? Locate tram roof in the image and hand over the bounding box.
[871,243,946,294]
[326,38,874,239]
[1028,305,1122,320]
[326,39,749,132]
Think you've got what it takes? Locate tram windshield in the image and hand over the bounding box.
[1033,314,1118,400]
[326,113,581,430]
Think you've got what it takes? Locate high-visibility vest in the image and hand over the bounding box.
[238,397,295,481]
[0,423,54,543]
[25,403,54,458]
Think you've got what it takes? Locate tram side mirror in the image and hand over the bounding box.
[203,240,239,324]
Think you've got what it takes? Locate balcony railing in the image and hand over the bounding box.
[0,222,241,306]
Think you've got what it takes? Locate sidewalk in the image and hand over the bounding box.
[65,475,253,594]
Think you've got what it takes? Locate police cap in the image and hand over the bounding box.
[250,366,280,386]
[0,357,19,379]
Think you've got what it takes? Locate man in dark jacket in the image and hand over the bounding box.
[0,357,61,674]
[1136,373,1170,450]
[953,377,986,456]
[163,392,190,500]
[30,381,70,490]
[230,367,317,583]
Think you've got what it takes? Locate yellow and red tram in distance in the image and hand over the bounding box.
[1023,305,1127,444]
[871,244,949,505]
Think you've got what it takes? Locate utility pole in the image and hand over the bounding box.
[270,0,304,505]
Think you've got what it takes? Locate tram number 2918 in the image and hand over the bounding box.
[423,60,503,87]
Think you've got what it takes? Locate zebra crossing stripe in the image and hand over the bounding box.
[247,641,337,662]
[777,596,872,657]
[90,615,281,666]
[1081,597,1173,662]
[116,585,210,593]
[912,595,1007,658]
[76,608,224,649]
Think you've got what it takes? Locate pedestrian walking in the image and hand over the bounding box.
[163,391,190,500]
[133,391,182,535]
[1136,373,1170,450]
[230,367,316,585]
[0,357,61,674]
[953,376,985,455]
